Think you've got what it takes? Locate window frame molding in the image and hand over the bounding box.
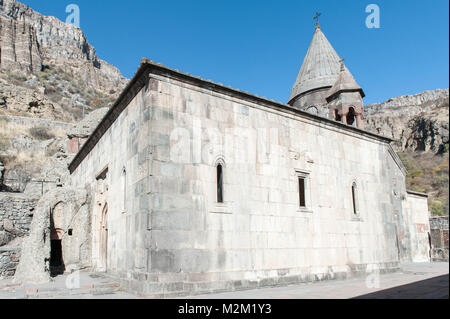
[216,163,224,204]
[209,156,232,214]
[296,169,313,214]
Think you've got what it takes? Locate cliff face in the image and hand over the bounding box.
[0,15,41,74]
[0,0,129,194]
[0,0,127,122]
[365,89,449,216]
[0,0,124,91]
[365,89,449,154]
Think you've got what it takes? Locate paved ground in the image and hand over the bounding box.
[190,262,449,299]
[0,262,447,299]
[0,272,137,299]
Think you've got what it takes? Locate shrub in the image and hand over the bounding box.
[90,98,102,108]
[40,69,51,81]
[430,199,446,216]
[29,126,55,141]
[0,135,10,151]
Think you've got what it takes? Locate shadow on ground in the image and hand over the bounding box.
[354,275,449,299]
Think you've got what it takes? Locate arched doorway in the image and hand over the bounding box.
[50,202,65,277]
[100,203,108,272]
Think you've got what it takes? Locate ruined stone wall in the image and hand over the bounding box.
[0,115,73,131]
[0,193,37,278]
[12,187,91,284]
[69,72,411,296]
[430,216,449,261]
[0,247,20,278]
[0,193,36,242]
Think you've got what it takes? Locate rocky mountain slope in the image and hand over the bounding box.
[0,0,127,192]
[0,0,127,122]
[365,89,449,154]
[365,89,449,216]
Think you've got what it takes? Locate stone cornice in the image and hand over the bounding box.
[406,190,429,198]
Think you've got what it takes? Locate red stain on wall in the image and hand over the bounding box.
[416,224,428,233]
[67,138,81,154]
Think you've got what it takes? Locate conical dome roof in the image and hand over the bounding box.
[289,26,352,103]
[326,61,365,101]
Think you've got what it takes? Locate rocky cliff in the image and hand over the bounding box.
[0,0,127,122]
[365,89,449,216]
[365,89,449,154]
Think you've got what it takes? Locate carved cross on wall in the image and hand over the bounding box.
[314,12,321,27]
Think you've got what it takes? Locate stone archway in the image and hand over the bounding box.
[50,202,65,277]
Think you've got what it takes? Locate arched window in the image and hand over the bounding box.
[348,107,356,126]
[217,164,224,203]
[352,182,358,215]
[334,109,341,122]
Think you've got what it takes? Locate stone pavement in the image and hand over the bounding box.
[0,272,137,299]
[0,262,447,299]
[189,262,449,299]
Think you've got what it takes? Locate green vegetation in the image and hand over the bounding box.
[431,198,447,216]
[29,126,55,141]
[37,64,116,121]
[6,71,27,83]
[0,135,10,152]
[398,150,449,216]
[39,68,52,81]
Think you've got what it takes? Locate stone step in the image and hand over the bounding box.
[20,283,122,299]
[1,277,122,299]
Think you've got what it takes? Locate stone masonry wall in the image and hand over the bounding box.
[0,115,73,131]
[69,70,409,296]
[430,216,449,261]
[0,193,37,238]
[0,193,37,278]
[0,248,20,278]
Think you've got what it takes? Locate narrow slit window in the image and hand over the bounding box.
[122,167,127,213]
[352,182,358,215]
[299,177,306,208]
[217,164,224,203]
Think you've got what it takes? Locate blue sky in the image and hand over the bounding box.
[21,0,449,105]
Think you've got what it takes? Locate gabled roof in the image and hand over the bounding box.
[289,26,353,103]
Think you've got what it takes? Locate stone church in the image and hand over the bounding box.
[14,22,431,296]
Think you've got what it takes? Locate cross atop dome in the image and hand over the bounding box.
[314,12,321,29]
